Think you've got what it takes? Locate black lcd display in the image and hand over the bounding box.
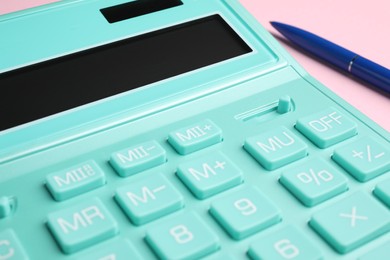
[0,15,251,131]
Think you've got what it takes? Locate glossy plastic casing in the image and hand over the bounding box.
[0,0,389,259]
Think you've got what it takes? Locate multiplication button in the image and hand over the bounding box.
[332,137,390,182]
[280,158,348,207]
[168,119,222,155]
[309,192,390,254]
[296,108,357,148]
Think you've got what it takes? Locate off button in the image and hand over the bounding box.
[295,107,357,148]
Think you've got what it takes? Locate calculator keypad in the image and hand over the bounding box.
[3,102,390,259]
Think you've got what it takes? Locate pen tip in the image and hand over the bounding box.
[269,21,285,31]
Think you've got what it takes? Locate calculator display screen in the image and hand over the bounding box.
[0,15,251,131]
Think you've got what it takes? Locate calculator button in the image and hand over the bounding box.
[357,240,390,260]
[244,127,308,170]
[46,160,105,201]
[145,212,220,259]
[110,140,166,177]
[73,238,142,260]
[0,229,28,260]
[47,198,118,254]
[115,174,184,225]
[309,192,390,254]
[332,137,390,182]
[176,152,243,199]
[295,108,357,148]
[280,158,348,207]
[248,225,323,260]
[210,186,281,240]
[374,178,390,207]
[168,119,222,155]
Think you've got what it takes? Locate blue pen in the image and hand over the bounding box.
[271,22,390,94]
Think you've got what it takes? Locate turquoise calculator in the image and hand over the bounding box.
[0,0,389,259]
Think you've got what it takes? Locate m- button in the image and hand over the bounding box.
[296,108,357,148]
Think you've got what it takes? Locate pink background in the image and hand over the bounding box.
[1,0,389,131]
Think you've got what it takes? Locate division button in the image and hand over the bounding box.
[168,119,222,155]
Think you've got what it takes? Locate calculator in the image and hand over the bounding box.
[0,0,389,259]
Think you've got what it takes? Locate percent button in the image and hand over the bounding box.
[280,159,348,207]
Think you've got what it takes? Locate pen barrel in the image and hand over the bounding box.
[351,56,390,94]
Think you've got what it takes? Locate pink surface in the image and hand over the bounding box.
[0,0,389,131]
[239,0,390,132]
[0,0,58,14]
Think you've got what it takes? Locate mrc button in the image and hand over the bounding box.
[295,108,357,148]
[46,160,106,201]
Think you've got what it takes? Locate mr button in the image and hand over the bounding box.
[47,198,118,254]
[296,108,357,148]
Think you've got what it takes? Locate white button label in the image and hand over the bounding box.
[256,131,295,153]
[57,205,105,234]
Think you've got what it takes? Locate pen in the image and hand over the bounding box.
[270,22,390,94]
